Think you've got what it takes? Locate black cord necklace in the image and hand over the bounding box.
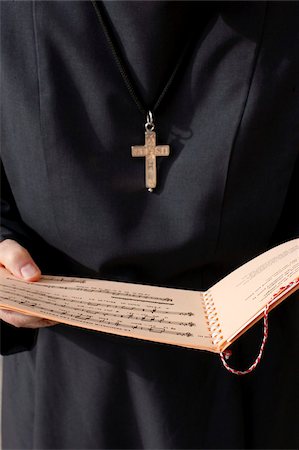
[91,0,197,192]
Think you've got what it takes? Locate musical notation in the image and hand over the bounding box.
[0,281,199,340]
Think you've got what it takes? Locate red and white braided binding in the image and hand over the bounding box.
[220,303,270,375]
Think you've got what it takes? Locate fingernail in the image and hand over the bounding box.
[20,263,39,279]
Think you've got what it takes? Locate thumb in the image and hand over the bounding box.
[0,239,41,282]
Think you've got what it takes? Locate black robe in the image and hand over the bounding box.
[1,1,299,448]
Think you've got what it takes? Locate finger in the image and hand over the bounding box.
[0,309,57,328]
[0,239,41,281]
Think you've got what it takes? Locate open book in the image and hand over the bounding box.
[0,239,298,354]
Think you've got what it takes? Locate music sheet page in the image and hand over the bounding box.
[210,239,299,343]
[0,269,215,352]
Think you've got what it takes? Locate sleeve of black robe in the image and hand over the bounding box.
[0,162,86,355]
[0,161,39,354]
[0,161,100,355]
[269,153,299,246]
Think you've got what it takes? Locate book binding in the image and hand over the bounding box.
[202,291,223,351]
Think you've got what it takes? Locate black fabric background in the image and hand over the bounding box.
[1,1,298,448]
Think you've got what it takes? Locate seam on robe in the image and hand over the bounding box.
[213,2,269,259]
[32,0,64,248]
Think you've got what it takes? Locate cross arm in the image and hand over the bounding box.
[131,146,148,157]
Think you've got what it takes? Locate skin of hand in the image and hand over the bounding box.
[0,239,57,328]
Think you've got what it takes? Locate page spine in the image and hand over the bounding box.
[202,291,224,350]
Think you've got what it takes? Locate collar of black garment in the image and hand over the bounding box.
[101,1,217,108]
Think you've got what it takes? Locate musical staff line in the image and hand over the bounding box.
[0,285,194,317]
[0,286,196,329]
[111,295,173,305]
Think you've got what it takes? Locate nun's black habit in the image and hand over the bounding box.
[1,2,298,448]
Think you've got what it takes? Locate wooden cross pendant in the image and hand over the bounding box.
[131,130,170,192]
